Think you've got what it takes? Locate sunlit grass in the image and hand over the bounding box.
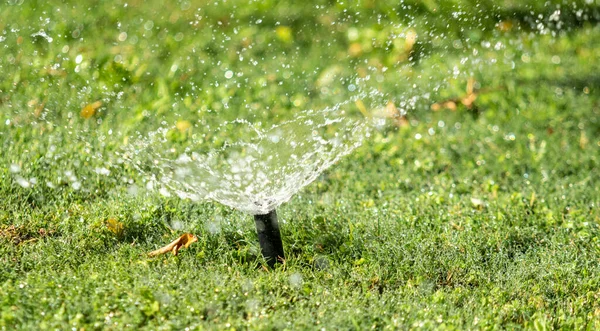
[1,1,599,329]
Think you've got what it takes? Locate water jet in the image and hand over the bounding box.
[124,102,372,267]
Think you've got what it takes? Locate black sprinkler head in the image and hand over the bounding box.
[254,209,285,267]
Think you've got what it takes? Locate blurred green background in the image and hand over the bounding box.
[1,1,599,329]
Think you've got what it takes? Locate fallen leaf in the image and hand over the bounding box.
[355,99,370,118]
[0,225,20,241]
[431,77,481,112]
[461,93,477,108]
[450,222,463,231]
[444,100,457,111]
[371,101,409,127]
[176,120,192,133]
[80,105,95,119]
[275,26,293,43]
[348,42,363,57]
[148,233,198,257]
[466,77,475,95]
[106,218,124,236]
[496,20,514,32]
[0,225,54,245]
[580,131,588,149]
[80,101,102,119]
[530,192,536,208]
[405,29,417,50]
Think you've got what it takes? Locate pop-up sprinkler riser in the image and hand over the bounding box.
[253,209,285,267]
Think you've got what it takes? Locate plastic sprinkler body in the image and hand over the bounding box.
[254,209,285,267]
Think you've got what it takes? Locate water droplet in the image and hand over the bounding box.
[171,219,184,231]
[127,185,139,196]
[206,217,222,234]
[95,167,111,176]
[15,176,30,188]
[144,20,154,30]
[159,187,171,197]
[314,256,330,270]
[9,163,21,173]
[289,273,303,288]
[117,32,127,42]
[31,29,53,43]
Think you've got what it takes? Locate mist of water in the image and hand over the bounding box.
[2,1,597,215]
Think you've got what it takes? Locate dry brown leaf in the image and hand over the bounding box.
[372,101,409,127]
[445,101,457,111]
[396,115,409,127]
[148,233,198,257]
[0,225,54,245]
[0,225,20,240]
[431,78,479,111]
[430,103,442,111]
[461,93,477,108]
[466,77,475,95]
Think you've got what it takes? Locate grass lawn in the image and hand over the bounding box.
[1,1,600,329]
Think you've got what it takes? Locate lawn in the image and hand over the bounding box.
[1,1,600,329]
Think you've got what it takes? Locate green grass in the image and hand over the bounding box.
[1,1,600,329]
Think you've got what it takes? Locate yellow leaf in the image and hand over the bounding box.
[355,99,369,118]
[106,218,124,236]
[405,29,417,51]
[148,233,198,257]
[580,131,589,149]
[80,101,102,119]
[496,20,514,32]
[348,42,362,57]
[275,26,293,43]
[80,105,95,119]
[176,120,192,133]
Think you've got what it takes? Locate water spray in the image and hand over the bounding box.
[253,209,285,267]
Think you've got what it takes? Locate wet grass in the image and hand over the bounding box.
[1,1,600,329]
